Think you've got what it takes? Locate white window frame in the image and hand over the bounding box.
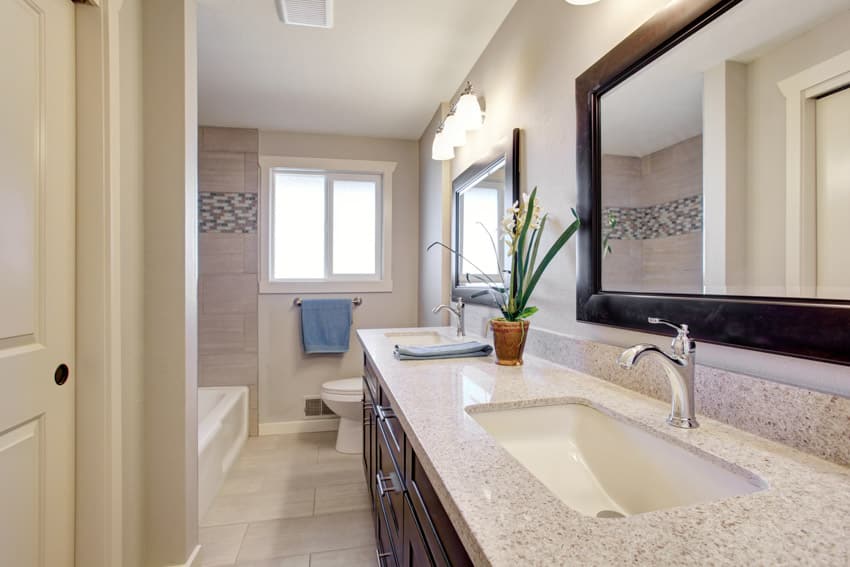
[259,155,396,294]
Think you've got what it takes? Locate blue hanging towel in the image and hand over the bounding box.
[300,298,353,354]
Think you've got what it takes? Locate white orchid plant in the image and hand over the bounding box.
[428,187,580,323]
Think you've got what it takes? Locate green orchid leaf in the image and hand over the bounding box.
[518,218,580,311]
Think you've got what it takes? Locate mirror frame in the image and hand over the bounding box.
[451,128,520,306]
[575,0,850,366]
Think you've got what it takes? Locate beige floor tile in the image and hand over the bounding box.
[202,487,315,526]
[235,554,310,567]
[218,469,265,497]
[309,546,375,567]
[314,483,370,516]
[236,510,375,562]
[261,457,364,491]
[199,523,248,566]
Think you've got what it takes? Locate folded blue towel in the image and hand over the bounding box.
[300,299,352,354]
[394,341,493,361]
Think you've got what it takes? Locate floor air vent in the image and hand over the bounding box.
[275,0,333,29]
[304,397,334,417]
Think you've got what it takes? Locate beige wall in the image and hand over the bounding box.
[419,0,850,396]
[258,130,419,425]
[197,126,260,436]
[743,11,850,294]
[143,0,199,564]
[418,105,452,326]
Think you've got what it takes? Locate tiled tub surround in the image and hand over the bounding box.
[198,126,260,435]
[358,327,850,566]
[602,136,703,293]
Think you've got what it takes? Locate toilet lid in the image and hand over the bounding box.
[322,377,362,395]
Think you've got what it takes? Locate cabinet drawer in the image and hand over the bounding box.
[377,418,405,558]
[406,447,472,567]
[364,355,379,402]
[377,492,399,567]
[377,397,405,476]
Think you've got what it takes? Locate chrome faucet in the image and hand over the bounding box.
[618,318,699,429]
[433,297,465,337]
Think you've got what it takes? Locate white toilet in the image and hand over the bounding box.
[320,377,363,454]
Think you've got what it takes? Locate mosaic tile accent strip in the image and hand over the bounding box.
[199,192,257,233]
[604,194,702,240]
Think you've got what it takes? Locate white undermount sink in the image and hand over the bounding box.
[470,403,765,518]
[385,331,460,346]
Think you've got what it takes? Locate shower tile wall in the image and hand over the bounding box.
[198,126,260,435]
[602,136,703,293]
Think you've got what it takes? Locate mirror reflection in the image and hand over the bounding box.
[457,159,507,286]
[600,0,850,300]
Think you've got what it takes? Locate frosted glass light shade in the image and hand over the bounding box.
[565,0,600,4]
[456,92,483,130]
[431,130,454,161]
[442,114,467,147]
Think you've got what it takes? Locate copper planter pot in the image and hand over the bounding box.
[490,319,531,366]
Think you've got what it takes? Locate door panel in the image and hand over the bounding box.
[0,0,76,565]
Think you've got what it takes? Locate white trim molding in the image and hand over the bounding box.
[167,545,201,567]
[778,49,850,297]
[258,156,396,294]
[259,417,340,436]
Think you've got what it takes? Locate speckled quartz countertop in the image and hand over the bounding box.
[358,327,850,566]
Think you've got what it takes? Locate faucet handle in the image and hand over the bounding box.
[648,318,688,334]
[648,318,694,355]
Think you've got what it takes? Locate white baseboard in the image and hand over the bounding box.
[259,417,340,436]
[169,544,201,567]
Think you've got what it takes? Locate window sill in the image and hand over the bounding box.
[259,279,393,295]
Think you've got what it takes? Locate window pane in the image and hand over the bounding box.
[461,186,500,278]
[332,179,377,275]
[273,173,325,279]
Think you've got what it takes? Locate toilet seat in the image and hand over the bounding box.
[321,377,361,397]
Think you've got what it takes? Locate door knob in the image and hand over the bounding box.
[54,363,69,385]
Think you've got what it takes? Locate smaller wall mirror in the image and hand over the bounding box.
[451,129,520,304]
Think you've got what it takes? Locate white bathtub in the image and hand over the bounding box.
[198,386,248,520]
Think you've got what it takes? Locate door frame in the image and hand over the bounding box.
[76,1,128,565]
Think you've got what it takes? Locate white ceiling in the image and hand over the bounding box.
[601,0,850,157]
[197,0,517,140]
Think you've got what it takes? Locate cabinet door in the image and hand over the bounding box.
[363,377,375,506]
[377,492,399,567]
[403,494,436,567]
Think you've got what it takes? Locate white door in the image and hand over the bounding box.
[0,0,76,565]
[816,87,850,300]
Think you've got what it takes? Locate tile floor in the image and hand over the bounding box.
[200,431,375,566]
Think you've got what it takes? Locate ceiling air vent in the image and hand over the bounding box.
[275,0,333,29]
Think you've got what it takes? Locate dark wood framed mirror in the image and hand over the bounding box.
[450,128,520,305]
[576,0,850,365]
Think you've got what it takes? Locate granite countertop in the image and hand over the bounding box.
[358,327,850,566]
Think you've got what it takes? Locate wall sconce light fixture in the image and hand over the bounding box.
[431,81,484,161]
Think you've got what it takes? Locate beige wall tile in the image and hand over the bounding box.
[309,546,375,567]
[199,314,245,354]
[199,352,258,386]
[199,523,247,566]
[244,152,259,193]
[243,234,258,274]
[200,233,244,255]
[244,312,258,353]
[200,151,245,193]
[202,126,259,153]
[236,511,374,562]
[200,253,245,275]
[201,274,258,314]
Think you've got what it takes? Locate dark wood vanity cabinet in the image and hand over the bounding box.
[363,357,473,567]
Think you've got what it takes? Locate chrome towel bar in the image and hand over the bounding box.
[293,297,363,307]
